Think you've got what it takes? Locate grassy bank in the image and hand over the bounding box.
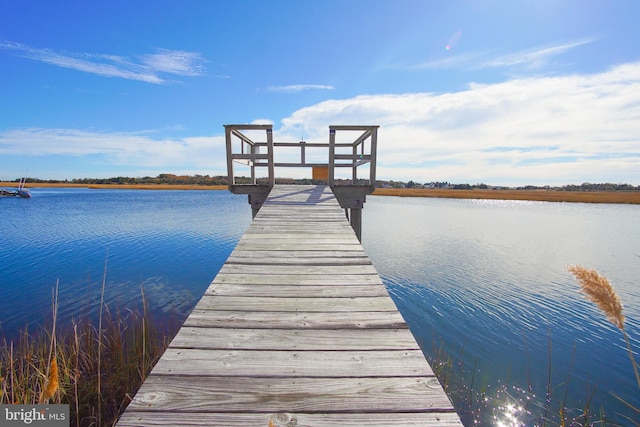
[4,181,640,203]
[373,187,640,204]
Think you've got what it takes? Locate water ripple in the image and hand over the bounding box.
[364,195,640,423]
[0,189,250,337]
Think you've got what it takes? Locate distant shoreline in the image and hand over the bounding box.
[372,187,640,204]
[3,182,640,204]
[1,182,228,191]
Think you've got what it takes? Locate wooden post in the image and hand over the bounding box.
[250,143,256,184]
[224,126,234,187]
[328,128,336,186]
[369,127,378,192]
[352,143,358,184]
[266,128,275,188]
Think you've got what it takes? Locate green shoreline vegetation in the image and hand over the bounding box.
[3,174,640,204]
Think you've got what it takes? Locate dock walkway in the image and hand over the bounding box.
[117,185,462,426]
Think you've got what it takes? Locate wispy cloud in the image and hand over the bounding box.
[0,40,206,84]
[140,49,206,76]
[482,38,596,70]
[266,84,335,93]
[414,38,596,72]
[412,51,492,70]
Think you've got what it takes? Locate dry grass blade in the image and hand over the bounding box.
[568,265,625,330]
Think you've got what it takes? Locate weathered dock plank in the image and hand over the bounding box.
[211,272,385,285]
[118,376,454,413]
[169,327,420,350]
[116,185,462,426]
[206,284,390,297]
[192,295,400,312]
[182,310,410,329]
[148,348,434,377]
[117,412,464,427]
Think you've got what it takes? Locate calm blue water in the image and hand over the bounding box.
[1,188,639,425]
[362,196,640,426]
[0,188,250,334]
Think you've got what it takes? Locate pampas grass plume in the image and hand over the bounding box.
[568,265,625,330]
[568,264,639,391]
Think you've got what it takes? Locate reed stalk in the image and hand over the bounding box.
[73,323,80,427]
[97,249,108,427]
[40,280,60,404]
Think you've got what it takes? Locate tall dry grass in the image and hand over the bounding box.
[0,285,175,426]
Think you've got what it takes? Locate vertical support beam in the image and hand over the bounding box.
[369,127,378,192]
[352,143,358,184]
[267,128,275,188]
[328,128,336,186]
[224,126,234,188]
[250,143,256,184]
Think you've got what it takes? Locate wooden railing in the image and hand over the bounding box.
[224,124,379,239]
[224,124,378,189]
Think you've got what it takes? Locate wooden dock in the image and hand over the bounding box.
[117,185,462,426]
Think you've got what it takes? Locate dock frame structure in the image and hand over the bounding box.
[224,124,378,241]
[116,126,463,426]
[116,185,463,427]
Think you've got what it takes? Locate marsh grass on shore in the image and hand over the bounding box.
[0,290,176,426]
[372,187,640,204]
[3,181,640,204]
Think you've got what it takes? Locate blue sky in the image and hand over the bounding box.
[1,0,640,185]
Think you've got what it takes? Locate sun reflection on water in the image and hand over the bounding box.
[493,401,526,427]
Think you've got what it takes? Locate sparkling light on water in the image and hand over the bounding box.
[493,401,526,427]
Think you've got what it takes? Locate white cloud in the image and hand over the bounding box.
[266,84,335,93]
[0,128,227,171]
[0,40,206,84]
[2,62,639,185]
[275,62,640,185]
